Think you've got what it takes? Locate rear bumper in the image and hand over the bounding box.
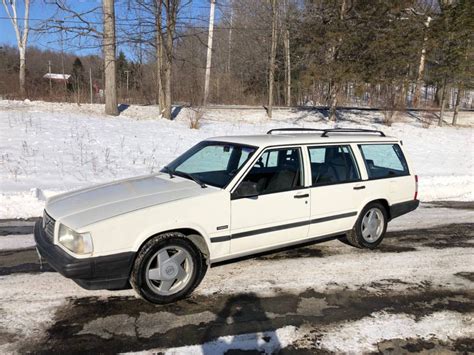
[34,220,135,290]
[389,199,420,220]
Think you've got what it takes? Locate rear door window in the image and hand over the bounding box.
[308,145,360,186]
[359,144,409,179]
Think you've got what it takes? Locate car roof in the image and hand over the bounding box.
[208,133,399,148]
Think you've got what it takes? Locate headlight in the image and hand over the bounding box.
[58,224,93,254]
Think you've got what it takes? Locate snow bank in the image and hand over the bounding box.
[1,100,472,218]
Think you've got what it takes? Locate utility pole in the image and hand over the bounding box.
[89,67,93,104]
[48,60,52,94]
[203,0,216,106]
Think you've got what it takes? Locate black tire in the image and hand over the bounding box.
[345,202,388,249]
[130,232,207,304]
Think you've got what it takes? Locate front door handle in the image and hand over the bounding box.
[353,185,366,190]
[294,193,309,199]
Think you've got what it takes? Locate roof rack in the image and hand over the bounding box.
[266,128,326,134]
[266,127,385,137]
[321,128,386,137]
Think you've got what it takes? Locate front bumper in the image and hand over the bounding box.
[34,220,135,290]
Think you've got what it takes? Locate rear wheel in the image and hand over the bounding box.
[345,202,388,249]
[130,233,206,304]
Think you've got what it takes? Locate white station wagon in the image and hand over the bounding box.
[35,128,419,303]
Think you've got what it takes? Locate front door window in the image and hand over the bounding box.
[234,147,303,197]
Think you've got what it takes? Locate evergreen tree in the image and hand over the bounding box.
[116,50,129,89]
[71,57,85,100]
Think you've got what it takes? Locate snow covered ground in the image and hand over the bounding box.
[0,99,473,218]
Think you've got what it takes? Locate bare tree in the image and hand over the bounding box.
[154,0,165,110]
[413,15,431,108]
[328,0,347,121]
[155,0,180,119]
[452,85,463,125]
[203,0,216,106]
[282,0,291,106]
[267,0,278,118]
[103,0,118,115]
[2,0,31,96]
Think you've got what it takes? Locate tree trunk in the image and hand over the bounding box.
[283,27,291,106]
[2,0,30,97]
[267,0,278,118]
[160,0,178,120]
[452,85,463,126]
[438,81,447,127]
[155,0,164,111]
[203,0,216,106]
[103,0,119,116]
[328,80,339,121]
[413,16,431,108]
[19,46,26,96]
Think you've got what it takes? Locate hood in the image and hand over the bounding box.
[46,174,214,229]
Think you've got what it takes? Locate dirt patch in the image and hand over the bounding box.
[424,201,474,210]
[378,336,474,354]
[0,249,54,275]
[376,245,417,253]
[257,246,326,260]
[385,223,474,249]
[23,286,474,354]
[454,272,474,282]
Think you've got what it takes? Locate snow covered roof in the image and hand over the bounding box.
[43,73,71,80]
[208,133,398,147]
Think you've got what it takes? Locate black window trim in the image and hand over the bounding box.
[358,143,410,181]
[231,146,306,200]
[306,144,362,188]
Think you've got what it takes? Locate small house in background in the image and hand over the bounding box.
[43,73,71,82]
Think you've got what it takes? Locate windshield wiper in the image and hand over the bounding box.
[178,171,207,188]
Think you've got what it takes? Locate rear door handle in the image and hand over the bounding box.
[353,185,366,190]
[294,193,309,199]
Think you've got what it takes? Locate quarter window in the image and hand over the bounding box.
[234,148,303,197]
[359,144,409,179]
[308,145,360,186]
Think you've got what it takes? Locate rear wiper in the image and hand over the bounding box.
[177,171,207,188]
[162,166,174,179]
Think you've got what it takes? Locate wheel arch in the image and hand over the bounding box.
[134,227,211,265]
[359,198,391,220]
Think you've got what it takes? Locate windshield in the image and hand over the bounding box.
[163,141,257,188]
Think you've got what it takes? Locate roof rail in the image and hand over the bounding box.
[266,128,326,134]
[321,128,386,137]
[266,127,386,137]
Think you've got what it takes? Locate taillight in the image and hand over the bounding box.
[414,175,418,200]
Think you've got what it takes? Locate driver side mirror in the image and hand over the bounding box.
[232,181,259,199]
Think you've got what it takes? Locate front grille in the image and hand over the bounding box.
[43,210,56,243]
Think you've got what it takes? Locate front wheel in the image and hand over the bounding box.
[345,202,388,249]
[130,233,206,304]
